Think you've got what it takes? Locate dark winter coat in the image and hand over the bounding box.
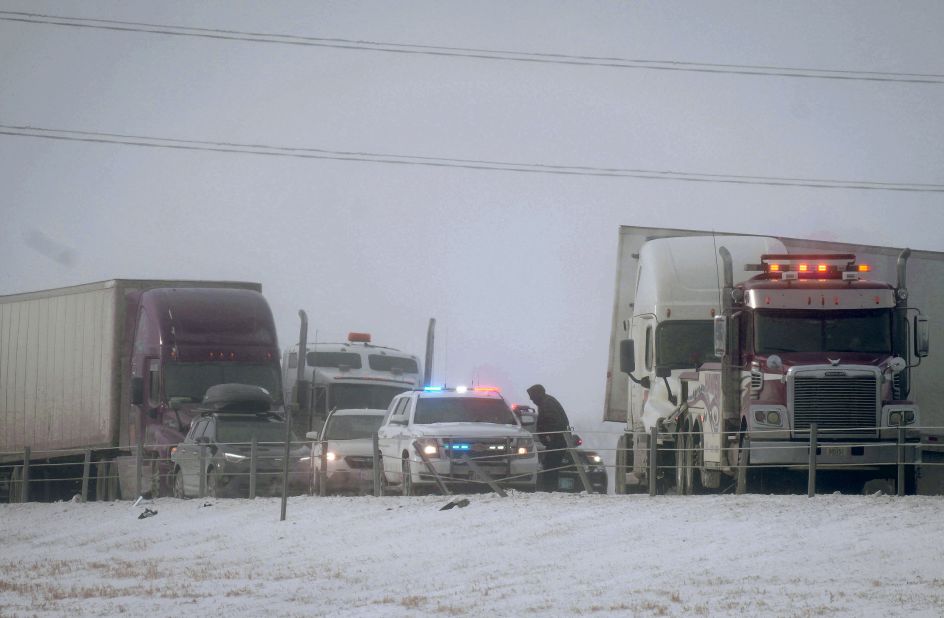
[535,393,570,448]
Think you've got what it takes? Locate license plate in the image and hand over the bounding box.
[824,446,849,457]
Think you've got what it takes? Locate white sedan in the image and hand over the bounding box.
[377,387,538,494]
[307,408,387,495]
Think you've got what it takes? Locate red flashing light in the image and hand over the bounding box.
[817,264,828,273]
[798,264,809,272]
[473,386,500,392]
[858,264,871,273]
[348,332,371,343]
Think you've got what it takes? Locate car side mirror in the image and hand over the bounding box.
[131,377,144,406]
[915,315,930,358]
[305,431,319,440]
[619,339,636,374]
[713,316,727,358]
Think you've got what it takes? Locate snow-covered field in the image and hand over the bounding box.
[2,492,943,617]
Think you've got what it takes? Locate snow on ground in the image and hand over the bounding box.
[2,492,943,617]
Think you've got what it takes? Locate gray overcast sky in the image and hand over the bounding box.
[2,1,943,431]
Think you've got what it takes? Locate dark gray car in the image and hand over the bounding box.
[172,411,310,498]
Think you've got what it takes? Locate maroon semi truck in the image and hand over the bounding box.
[0,280,282,501]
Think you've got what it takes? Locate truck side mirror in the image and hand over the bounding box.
[915,315,930,358]
[619,339,636,374]
[713,316,727,358]
[131,377,144,406]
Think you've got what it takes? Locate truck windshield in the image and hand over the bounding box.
[414,398,518,425]
[216,420,295,444]
[329,384,410,411]
[368,355,419,373]
[656,320,719,369]
[754,309,892,354]
[165,363,282,404]
[324,414,385,440]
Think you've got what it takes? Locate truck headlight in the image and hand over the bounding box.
[886,406,918,427]
[224,452,247,463]
[586,453,602,464]
[514,438,534,456]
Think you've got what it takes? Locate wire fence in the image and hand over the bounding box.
[3,425,942,502]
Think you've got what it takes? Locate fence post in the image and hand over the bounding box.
[135,441,144,498]
[649,426,658,497]
[564,431,593,493]
[249,436,257,499]
[198,444,207,498]
[319,440,328,497]
[21,447,31,503]
[897,426,905,497]
[81,449,91,503]
[372,433,382,497]
[807,423,817,497]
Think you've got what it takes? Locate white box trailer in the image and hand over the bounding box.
[1,279,276,501]
[604,226,944,494]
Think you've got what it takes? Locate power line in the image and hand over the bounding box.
[2,123,941,193]
[1,10,942,85]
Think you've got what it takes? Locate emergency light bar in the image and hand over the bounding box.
[348,332,371,343]
[745,253,869,281]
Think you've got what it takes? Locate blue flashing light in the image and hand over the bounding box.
[424,386,443,392]
[445,443,471,451]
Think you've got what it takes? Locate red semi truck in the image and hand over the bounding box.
[606,229,940,495]
[0,280,282,501]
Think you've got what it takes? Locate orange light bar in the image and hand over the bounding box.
[817,264,828,273]
[858,264,870,272]
[798,264,809,272]
[769,264,781,272]
[473,386,500,392]
[348,332,371,343]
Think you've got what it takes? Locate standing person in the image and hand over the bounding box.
[527,384,571,492]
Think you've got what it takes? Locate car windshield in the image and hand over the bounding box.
[754,309,892,354]
[165,362,282,403]
[414,397,518,425]
[323,414,385,440]
[215,419,295,444]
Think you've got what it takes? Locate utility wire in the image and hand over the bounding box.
[2,123,942,193]
[1,10,942,85]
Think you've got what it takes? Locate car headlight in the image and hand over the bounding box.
[514,438,534,456]
[585,453,602,464]
[415,439,440,458]
[325,451,337,462]
[224,452,247,463]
